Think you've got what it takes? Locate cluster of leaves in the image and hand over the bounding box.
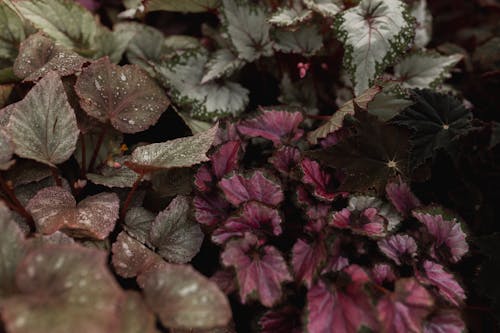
[0,0,498,332]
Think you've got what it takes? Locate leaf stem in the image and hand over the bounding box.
[80,133,87,178]
[0,173,35,231]
[120,173,144,219]
[88,126,108,173]
[50,167,62,187]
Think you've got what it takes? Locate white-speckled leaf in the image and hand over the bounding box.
[268,4,313,28]
[154,50,248,120]
[151,168,193,197]
[13,33,87,82]
[150,196,203,264]
[87,165,139,188]
[26,186,119,239]
[308,86,381,143]
[201,49,245,84]
[274,25,323,56]
[0,201,26,298]
[0,129,14,170]
[394,52,463,89]
[137,264,232,329]
[410,0,432,49]
[1,246,123,333]
[221,0,273,62]
[128,123,218,172]
[6,71,79,167]
[118,291,158,333]
[146,0,219,13]
[303,0,342,18]
[124,207,155,245]
[75,57,169,134]
[0,2,31,69]
[334,0,415,95]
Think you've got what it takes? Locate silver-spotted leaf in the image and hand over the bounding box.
[268,3,313,28]
[124,207,155,245]
[201,49,245,84]
[274,25,323,56]
[6,71,79,167]
[303,0,343,18]
[137,264,232,329]
[75,57,169,133]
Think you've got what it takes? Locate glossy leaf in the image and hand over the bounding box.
[291,238,326,287]
[219,171,284,206]
[300,158,346,202]
[421,260,466,306]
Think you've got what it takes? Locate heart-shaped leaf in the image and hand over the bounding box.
[149,196,204,264]
[26,186,119,239]
[75,57,169,133]
[7,71,79,167]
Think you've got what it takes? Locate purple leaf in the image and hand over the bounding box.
[269,146,301,176]
[137,264,232,330]
[194,165,214,192]
[306,265,377,333]
[377,278,434,333]
[424,311,465,333]
[301,158,347,201]
[212,202,282,244]
[237,110,304,146]
[149,196,204,264]
[412,211,468,262]
[76,0,100,11]
[421,260,466,306]
[210,269,237,295]
[219,171,284,206]
[291,238,327,287]
[221,233,292,307]
[75,57,170,133]
[386,180,421,216]
[211,141,241,179]
[372,263,396,285]
[194,193,230,227]
[26,187,119,239]
[259,306,302,333]
[378,234,418,266]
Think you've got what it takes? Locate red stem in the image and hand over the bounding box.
[120,173,144,219]
[0,173,35,231]
[50,167,62,187]
[88,126,108,173]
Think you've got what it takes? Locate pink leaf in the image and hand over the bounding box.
[237,110,304,146]
[301,158,347,201]
[322,238,349,274]
[421,260,466,306]
[386,181,421,216]
[212,141,241,179]
[424,311,465,333]
[212,202,282,244]
[378,234,418,266]
[193,194,230,227]
[331,208,385,238]
[210,269,237,295]
[377,278,434,333]
[194,165,213,192]
[221,233,292,307]
[269,146,301,176]
[372,264,396,285]
[412,212,468,263]
[292,238,327,287]
[219,171,284,206]
[307,265,377,333]
[259,306,302,333]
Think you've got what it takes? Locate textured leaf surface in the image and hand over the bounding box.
[150,196,203,264]
[219,171,284,206]
[201,49,244,84]
[0,2,30,69]
[274,25,323,56]
[75,57,169,133]
[421,260,465,306]
[292,238,326,287]
[268,5,312,28]
[303,0,342,18]
[123,207,155,244]
[138,264,231,329]
[13,33,86,82]
[146,0,219,12]
[0,129,14,170]
[334,0,414,94]
[378,234,417,265]
[410,0,432,49]
[7,71,79,166]
[2,246,123,333]
[423,311,465,333]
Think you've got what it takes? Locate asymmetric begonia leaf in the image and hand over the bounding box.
[145,0,220,13]
[1,246,124,333]
[237,110,304,146]
[211,140,241,179]
[300,158,346,202]
[394,52,463,89]
[149,195,204,264]
[221,0,273,62]
[421,260,465,306]
[423,311,465,333]
[334,0,415,94]
[128,123,218,173]
[306,265,377,333]
[117,291,158,333]
[291,238,326,287]
[26,186,119,239]
[219,171,284,206]
[75,57,169,133]
[377,278,434,333]
[193,193,230,227]
[274,25,323,56]
[6,71,79,167]
[308,86,381,144]
[13,33,87,82]
[269,146,301,176]
[392,89,473,167]
[378,234,418,265]
[385,180,421,217]
[123,207,155,245]
[303,0,343,18]
[137,264,232,329]
[201,49,245,84]
[221,233,292,307]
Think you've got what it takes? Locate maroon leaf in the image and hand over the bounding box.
[386,180,421,217]
[421,260,466,306]
[377,278,434,333]
[212,202,282,244]
[306,265,377,333]
[212,141,241,179]
[237,110,304,146]
[300,158,347,201]
[221,233,292,307]
[194,193,230,227]
[195,165,214,192]
[149,196,204,264]
[424,311,465,333]
[26,186,119,239]
[269,146,301,176]
[117,291,158,333]
[137,264,232,330]
[259,306,302,333]
[219,171,284,206]
[291,238,327,287]
[378,234,418,266]
[412,211,468,263]
[75,57,169,133]
[372,263,396,285]
[210,269,237,295]
[1,246,124,333]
